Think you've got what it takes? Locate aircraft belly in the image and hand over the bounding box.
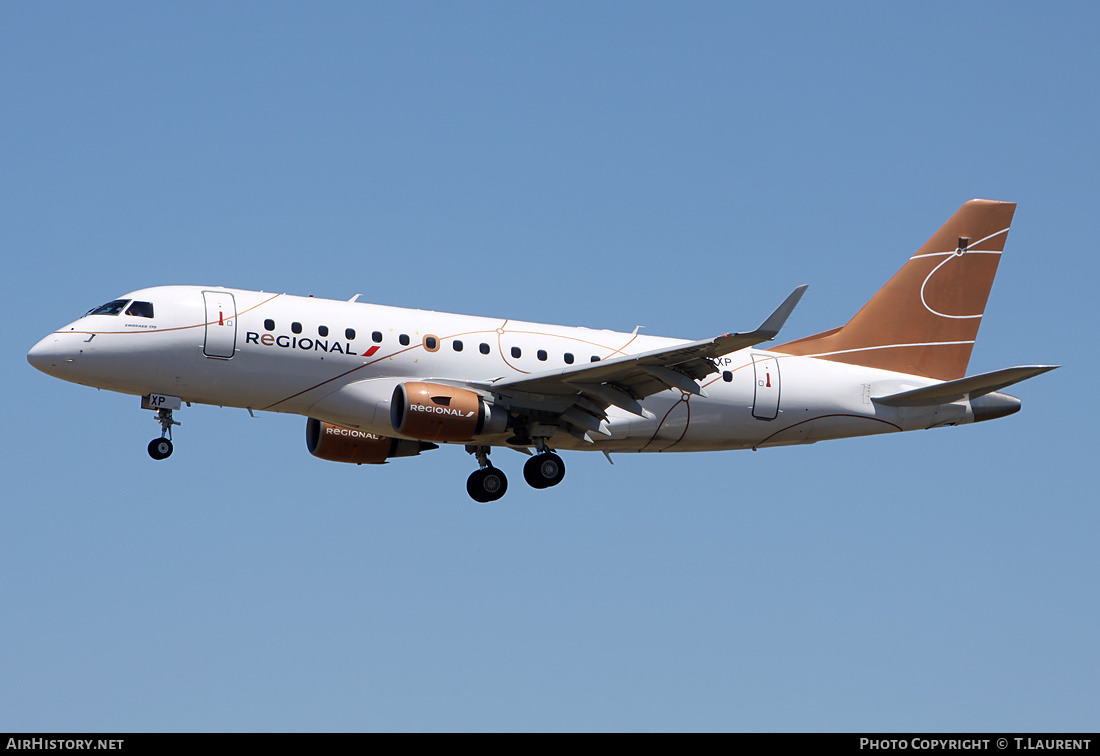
[150,346,355,412]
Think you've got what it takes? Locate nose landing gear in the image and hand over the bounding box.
[148,407,181,460]
[142,394,184,460]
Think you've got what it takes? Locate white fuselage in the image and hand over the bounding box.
[29,285,968,453]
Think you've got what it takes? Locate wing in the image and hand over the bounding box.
[465,286,807,442]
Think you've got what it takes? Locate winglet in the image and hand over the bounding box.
[704,285,809,358]
[756,285,808,340]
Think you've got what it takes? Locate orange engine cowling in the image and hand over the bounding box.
[306,418,436,464]
[391,382,508,442]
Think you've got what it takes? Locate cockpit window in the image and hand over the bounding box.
[125,301,154,318]
[87,299,130,316]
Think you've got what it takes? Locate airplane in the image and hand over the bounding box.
[27,199,1057,502]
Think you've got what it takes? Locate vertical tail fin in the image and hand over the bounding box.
[772,199,1016,380]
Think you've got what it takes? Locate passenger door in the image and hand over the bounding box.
[202,291,237,359]
[751,354,781,420]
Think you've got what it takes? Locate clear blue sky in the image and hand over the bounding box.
[3,2,1095,732]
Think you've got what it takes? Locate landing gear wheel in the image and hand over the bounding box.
[467,467,508,503]
[148,438,173,460]
[524,452,565,489]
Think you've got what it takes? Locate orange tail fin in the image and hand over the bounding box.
[773,199,1016,380]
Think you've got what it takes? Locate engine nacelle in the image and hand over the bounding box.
[306,418,435,464]
[391,382,508,442]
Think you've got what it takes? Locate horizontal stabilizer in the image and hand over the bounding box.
[873,365,1058,407]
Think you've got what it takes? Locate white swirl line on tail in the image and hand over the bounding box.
[921,256,983,319]
[801,340,975,359]
[910,250,1002,260]
[917,226,1010,320]
[907,227,1010,260]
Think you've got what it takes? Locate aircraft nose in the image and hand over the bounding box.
[27,333,74,375]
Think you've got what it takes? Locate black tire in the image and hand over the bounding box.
[523,452,565,489]
[467,467,508,503]
[148,438,173,460]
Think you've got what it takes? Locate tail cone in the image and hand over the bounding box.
[971,392,1021,423]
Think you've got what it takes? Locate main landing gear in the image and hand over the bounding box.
[523,452,565,489]
[465,445,566,502]
[466,446,508,503]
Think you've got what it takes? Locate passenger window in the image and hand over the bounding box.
[723,371,733,382]
[424,335,439,352]
[537,349,547,361]
[591,356,600,362]
[479,343,490,355]
[88,300,129,316]
[318,325,329,337]
[125,301,154,318]
[264,319,275,331]
[453,340,463,352]
[345,328,356,340]
[291,322,302,334]
[564,353,574,364]
[372,331,383,343]
[511,347,521,359]
[399,334,410,346]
